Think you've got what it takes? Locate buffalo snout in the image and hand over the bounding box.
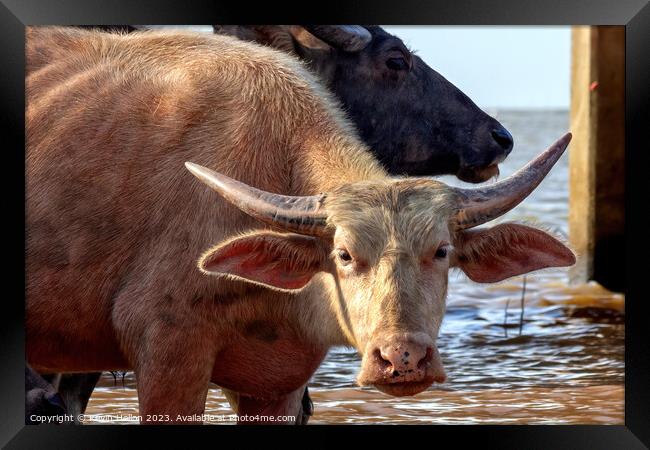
[358,333,446,397]
[491,124,514,153]
[456,121,514,183]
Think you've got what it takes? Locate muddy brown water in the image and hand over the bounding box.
[84,110,624,424]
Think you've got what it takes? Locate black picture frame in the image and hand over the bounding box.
[2,0,648,447]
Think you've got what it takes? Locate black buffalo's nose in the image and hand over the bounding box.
[491,127,514,153]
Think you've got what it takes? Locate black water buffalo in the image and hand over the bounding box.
[213,25,514,182]
[40,372,102,424]
[25,365,69,425]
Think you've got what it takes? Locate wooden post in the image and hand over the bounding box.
[569,26,625,293]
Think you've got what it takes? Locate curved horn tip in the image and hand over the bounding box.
[184,162,226,188]
[185,161,205,177]
[558,131,572,148]
[304,25,372,51]
[544,132,572,158]
[342,26,372,50]
[344,25,372,40]
[185,161,214,176]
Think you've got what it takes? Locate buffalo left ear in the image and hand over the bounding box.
[290,26,332,51]
[288,27,334,65]
[199,231,330,291]
[452,223,576,283]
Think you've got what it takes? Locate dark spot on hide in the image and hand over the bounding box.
[191,292,203,306]
[210,285,266,305]
[243,320,279,343]
[158,312,177,327]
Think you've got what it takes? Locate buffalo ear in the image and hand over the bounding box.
[452,223,576,283]
[289,26,332,52]
[289,27,333,64]
[199,231,330,291]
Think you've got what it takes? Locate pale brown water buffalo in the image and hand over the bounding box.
[58,24,516,421]
[26,27,574,424]
[58,23,516,422]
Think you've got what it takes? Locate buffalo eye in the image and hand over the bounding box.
[434,245,449,259]
[337,249,353,263]
[386,57,409,71]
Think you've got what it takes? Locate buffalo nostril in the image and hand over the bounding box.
[417,347,434,369]
[491,127,514,153]
[374,348,392,370]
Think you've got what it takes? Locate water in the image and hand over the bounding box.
[85,110,624,424]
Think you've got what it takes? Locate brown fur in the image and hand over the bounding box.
[26,27,573,422]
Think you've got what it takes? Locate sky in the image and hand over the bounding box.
[383,26,571,110]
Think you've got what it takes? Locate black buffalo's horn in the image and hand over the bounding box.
[302,25,372,52]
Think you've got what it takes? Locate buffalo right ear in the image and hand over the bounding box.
[199,231,330,291]
[452,223,576,283]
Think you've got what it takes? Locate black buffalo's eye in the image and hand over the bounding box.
[338,249,353,262]
[434,246,448,259]
[386,57,409,71]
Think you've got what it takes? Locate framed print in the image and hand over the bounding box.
[1,0,648,447]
